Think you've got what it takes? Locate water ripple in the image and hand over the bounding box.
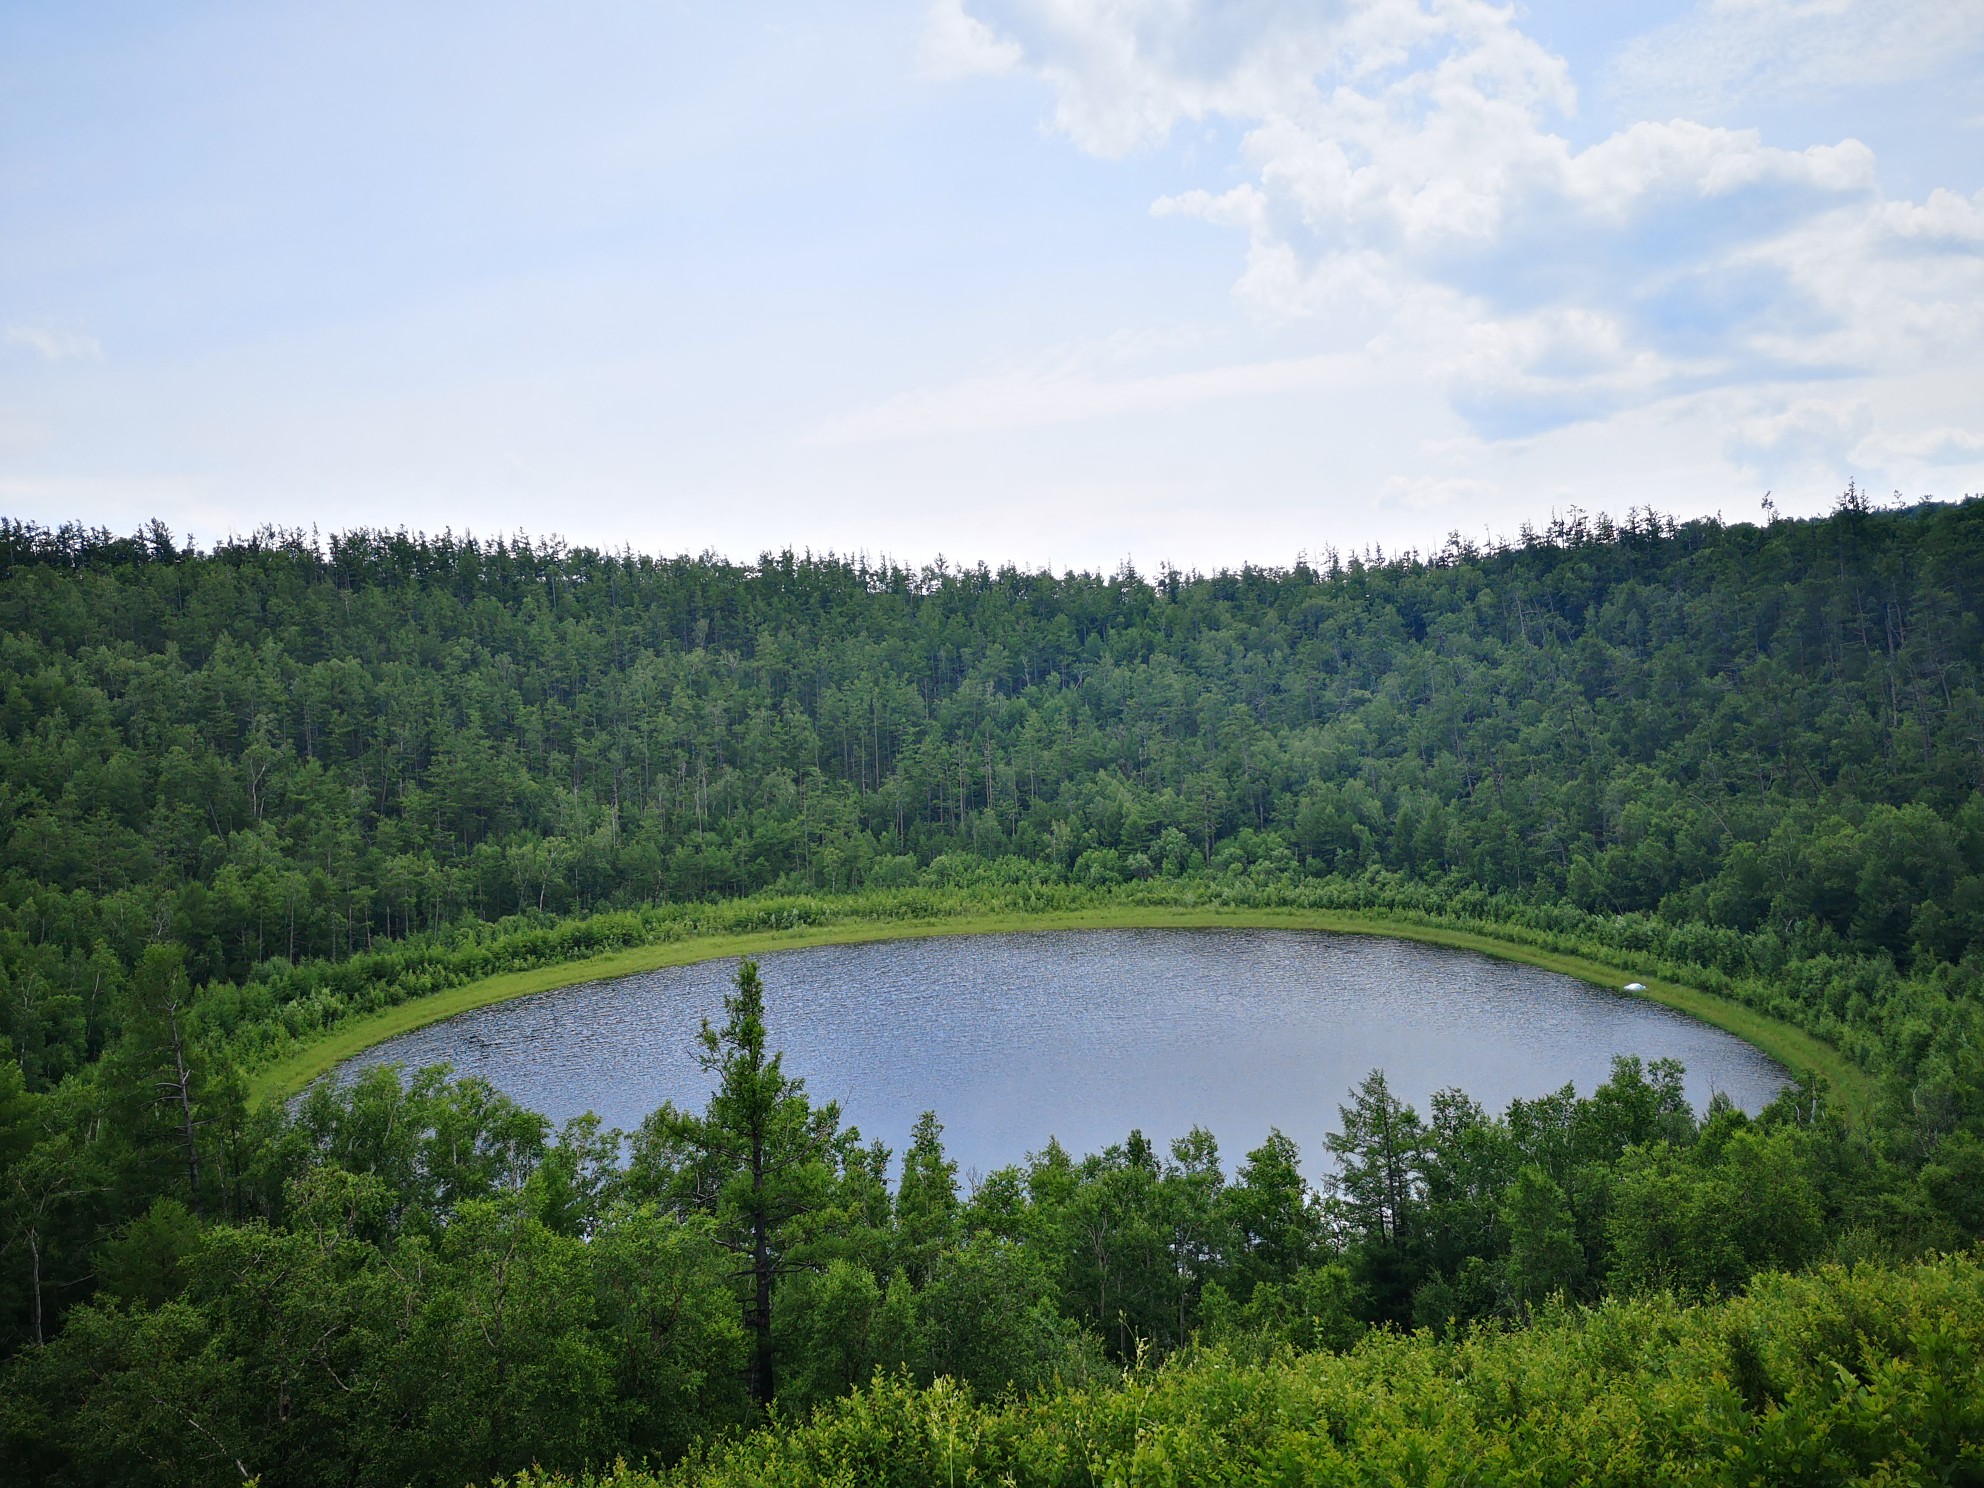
[337,929,1787,1177]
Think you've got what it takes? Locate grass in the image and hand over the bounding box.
[246,903,1874,1120]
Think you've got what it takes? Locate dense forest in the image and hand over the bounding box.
[549,1252,1984,1488]
[2,491,1983,1484]
[3,492,1982,1077]
[5,954,1973,1486]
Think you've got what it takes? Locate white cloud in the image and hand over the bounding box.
[962,0,1358,156]
[1745,193,1984,377]
[942,0,1984,446]
[814,351,1357,443]
[1423,299,1691,437]
[6,326,103,361]
[1560,120,1873,219]
[1607,0,1984,117]
[1879,187,1984,246]
[919,0,1024,79]
[1729,396,1876,471]
[1713,374,1984,494]
[1854,424,1984,467]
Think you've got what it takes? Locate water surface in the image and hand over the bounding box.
[338,929,1786,1177]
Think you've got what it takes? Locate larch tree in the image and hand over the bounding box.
[894,1110,959,1286]
[626,959,842,1408]
[1326,1069,1425,1251]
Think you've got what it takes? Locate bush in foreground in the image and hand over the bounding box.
[507,1252,1984,1488]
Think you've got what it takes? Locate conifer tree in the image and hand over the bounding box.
[1327,1070,1424,1249]
[895,1110,958,1285]
[627,960,841,1408]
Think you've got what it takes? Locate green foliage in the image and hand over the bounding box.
[2,1148,747,1486]
[907,1234,1106,1398]
[577,1204,749,1462]
[1606,1124,1827,1295]
[6,499,1984,1481]
[1200,1261,1364,1355]
[3,500,1984,1106]
[1499,1166,1584,1308]
[1,976,1980,1484]
[625,960,849,1408]
[893,1112,959,1285]
[1219,1129,1324,1302]
[504,1253,1984,1488]
[769,1259,892,1412]
[269,1063,550,1236]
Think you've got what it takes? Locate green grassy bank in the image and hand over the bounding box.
[247,903,1870,1119]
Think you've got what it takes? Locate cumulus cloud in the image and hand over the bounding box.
[1724,395,1984,492]
[941,0,1984,444]
[1854,424,1984,467]
[6,326,102,361]
[958,0,1355,155]
[919,0,1024,79]
[1729,396,1876,470]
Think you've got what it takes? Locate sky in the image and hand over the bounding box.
[3,0,1982,572]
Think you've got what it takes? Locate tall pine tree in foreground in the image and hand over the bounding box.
[627,960,842,1408]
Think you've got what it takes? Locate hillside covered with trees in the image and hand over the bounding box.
[2,491,1982,1484]
[3,492,1982,1069]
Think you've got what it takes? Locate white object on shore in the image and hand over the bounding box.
[1623,981,1647,992]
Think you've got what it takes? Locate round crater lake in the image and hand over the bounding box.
[336,929,1788,1176]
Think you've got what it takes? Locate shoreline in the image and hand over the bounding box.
[246,905,1872,1119]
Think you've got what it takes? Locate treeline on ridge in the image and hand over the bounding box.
[2,490,1981,1096]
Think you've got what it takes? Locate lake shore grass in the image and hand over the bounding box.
[247,903,1873,1119]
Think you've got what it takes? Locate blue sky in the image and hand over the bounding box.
[3,1,1981,569]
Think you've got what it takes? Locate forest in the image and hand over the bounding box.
[1,489,1982,1484]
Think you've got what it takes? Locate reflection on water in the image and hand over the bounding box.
[337,929,1787,1178]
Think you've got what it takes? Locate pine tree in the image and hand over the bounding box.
[895,1110,958,1286]
[102,946,223,1219]
[1326,1069,1424,1249]
[627,959,842,1408]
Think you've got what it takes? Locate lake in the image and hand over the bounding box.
[336,928,1787,1178]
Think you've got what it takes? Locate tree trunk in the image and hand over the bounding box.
[749,1130,774,1408]
[167,1005,204,1219]
[752,1222,775,1408]
[28,1226,43,1346]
